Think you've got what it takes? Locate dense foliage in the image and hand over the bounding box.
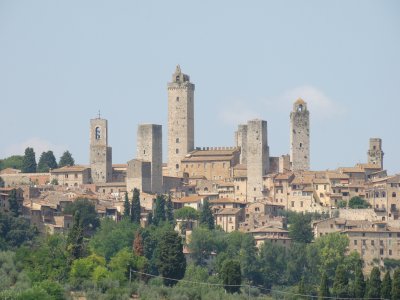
[58,151,75,167]
[0,155,24,171]
[22,147,37,173]
[348,196,370,209]
[37,151,58,172]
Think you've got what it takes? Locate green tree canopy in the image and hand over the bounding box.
[366,266,381,299]
[0,155,24,171]
[58,151,75,167]
[392,268,400,300]
[332,264,349,298]
[8,188,20,217]
[64,198,100,232]
[66,211,85,260]
[318,272,330,300]
[156,229,186,286]
[348,196,370,209]
[131,188,141,224]
[353,264,365,299]
[166,194,174,225]
[153,195,166,226]
[0,212,37,250]
[381,270,392,300]
[22,148,37,173]
[174,206,199,221]
[220,259,241,294]
[123,192,130,218]
[288,212,313,243]
[37,151,58,172]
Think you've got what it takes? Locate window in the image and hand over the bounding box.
[299,143,302,148]
[175,164,179,169]
[291,201,294,207]
[389,249,392,255]
[95,127,101,140]
[354,240,357,245]
[176,149,179,154]
[380,240,384,246]
[380,249,384,255]
[393,192,397,197]
[176,138,179,143]
[371,240,375,246]
[74,173,78,179]
[143,150,146,154]
[300,201,303,207]
[362,240,366,246]
[253,188,256,191]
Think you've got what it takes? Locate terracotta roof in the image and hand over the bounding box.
[174,195,205,203]
[182,156,234,162]
[339,167,365,173]
[327,172,349,179]
[275,173,294,180]
[209,198,245,204]
[313,178,329,184]
[51,165,89,173]
[0,168,21,174]
[249,226,288,233]
[357,163,382,170]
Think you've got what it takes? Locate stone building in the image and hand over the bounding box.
[290,98,310,171]
[247,119,269,202]
[215,207,245,232]
[235,124,247,164]
[136,124,163,194]
[126,159,151,196]
[367,138,384,170]
[50,166,91,187]
[90,117,112,183]
[167,65,195,177]
[0,187,24,214]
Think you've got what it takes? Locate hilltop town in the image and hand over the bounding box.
[1,66,400,298]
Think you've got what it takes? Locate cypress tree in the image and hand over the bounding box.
[366,267,381,299]
[381,271,392,300]
[8,189,20,217]
[156,229,186,286]
[22,147,37,173]
[123,192,130,218]
[354,265,365,299]
[131,188,141,224]
[298,276,306,299]
[166,194,174,225]
[66,211,84,260]
[37,151,58,172]
[318,272,330,300]
[133,231,144,256]
[0,177,4,188]
[199,199,214,230]
[147,212,153,225]
[58,151,75,167]
[392,268,400,300]
[153,195,166,226]
[221,259,241,294]
[333,264,349,298]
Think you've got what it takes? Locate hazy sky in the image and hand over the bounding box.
[1,1,399,173]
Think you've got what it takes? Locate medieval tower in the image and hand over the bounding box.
[368,138,384,169]
[235,124,248,164]
[167,65,195,176]
[290,98,310,171]
[90,117,112,183]
[247,119,269,202]
[136,124,163,194]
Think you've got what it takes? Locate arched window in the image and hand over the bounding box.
[95,127,101,140]
[175,164,179,169]
[297,104,303,112]
[392,192,397,197]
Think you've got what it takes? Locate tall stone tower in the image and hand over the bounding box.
[136,124,163,194]
[167,65,195,177]
[235,124,248,164]
[368,138,384,169]
[247,119,269,202]
[290,98,310,171]
[90,117,112,183]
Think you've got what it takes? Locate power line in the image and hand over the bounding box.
[129,269,386,300]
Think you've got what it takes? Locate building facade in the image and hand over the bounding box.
[290,98,310,171]
[90,117,112,183]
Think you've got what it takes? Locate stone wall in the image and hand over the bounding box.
[290,99,310,171]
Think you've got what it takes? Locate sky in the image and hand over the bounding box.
[0,1,399,173]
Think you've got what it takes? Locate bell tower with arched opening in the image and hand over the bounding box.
[290,98,310,171]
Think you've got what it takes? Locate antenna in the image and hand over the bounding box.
[97,110,101,119]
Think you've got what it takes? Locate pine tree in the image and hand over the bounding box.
[66,211,85,261]
[133,231,144,256]
[199,199,214,230]
[221,259,241,294]
[354,265,365,299]
[156,229,186,286]
[131,188,141,224]
[392,268,400,300]
[147,212,153,225]
[123,192,130,218]
[366,267,381,299]
[153,195,166,226]
[166,194,174,225]
[318,272,330,300]
[333,264,349,298]
[37,151,58,172]
[381,271,392,300]
[8,189,20,217]
[58,151,75,167]
[0,177,4,188]
[22,147,37,173]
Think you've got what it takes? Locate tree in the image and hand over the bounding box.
[147,212,153,225]
[366,266,381,299]
[332,264,349,298]
[156,229,186,286]
[37,151,58,172]
[258,242,286,288]
[22,147,37,173]
[288,212,313,243]
[8,188,20,217]
[58,150,75,167]
[64,198,100,233]
[199,199,214,230]
[166,194,174,225]
[133,231,144,256]
[70,254,105,286]
[392,268,400,300]
[318,272,330,300]
[131,188,141,224]
[0,176,4,188]
[153,195,166,226]
[123,192,130,218]
[66,211,85,260]
[174,206,198,234]
[220,259,241,294]
[381,270,392,300]
[348,196,369,209]
[0,155,24,171]
[353,264,365,299]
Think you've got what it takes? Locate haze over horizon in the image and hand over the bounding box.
[1,1,399,173]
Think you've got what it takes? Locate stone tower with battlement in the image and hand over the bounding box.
[167,65,195,177]
[368,138,384,169]
[247,119,269,202]
[90,117,112,183]
[290,98,310,171]
[136,124,163,194]
[235,124,248,164]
